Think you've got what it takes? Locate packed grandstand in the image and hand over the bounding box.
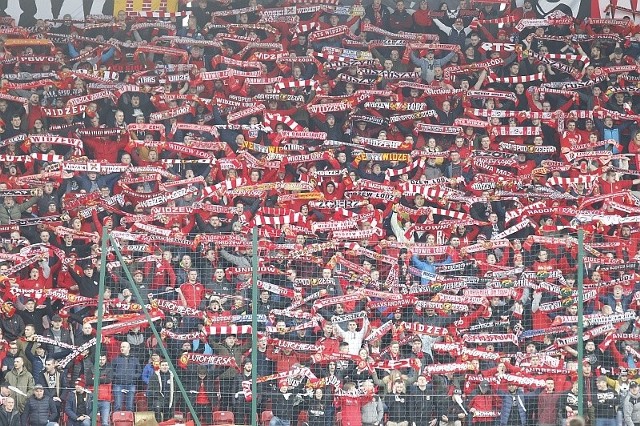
[0,0,636,425]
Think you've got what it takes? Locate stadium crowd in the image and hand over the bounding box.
[0,0,639,425]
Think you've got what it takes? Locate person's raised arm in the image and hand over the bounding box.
[40,258,51,279]
[175,287,187,306]
[433,18,451,34]
[410,50,426,68]
[439,51,457,67]
[473,69,488,90]
[390,211,412,243]
[360,314,370,338]
[412,254,434,272]
[463,24,473,36]
[333,323,346,339]
[19,191,41,212]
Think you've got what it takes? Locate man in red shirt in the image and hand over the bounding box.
[531,249,557,275]
[560,121,583,154]
[178,270,205,310]
[515,153,536,180]
[315,322,341,363]
[598,171,640,195]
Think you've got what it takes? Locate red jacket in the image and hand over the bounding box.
[266,347,308,373]
[335,393,373,426]
[468,393,500,423]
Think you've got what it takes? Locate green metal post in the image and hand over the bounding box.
[108,234,202,426]
[91,228,109,426]
[577,229,585,417]
[251,227,259,426]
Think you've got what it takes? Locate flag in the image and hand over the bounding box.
[533,0,591,18]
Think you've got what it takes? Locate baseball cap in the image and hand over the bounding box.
[479,380,490,391]
[51,314,62,322]
[630,381,638,388]
[33,384,43,390]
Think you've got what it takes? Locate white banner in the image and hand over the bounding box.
[7,0,109,22]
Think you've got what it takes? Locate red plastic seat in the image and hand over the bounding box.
[213,410,235,425]
[135,391,148,412]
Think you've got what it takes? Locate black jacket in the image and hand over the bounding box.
[410,385,436,424]
[38,369,66,400]
[385,392,412,423]
[187,372,215,404]
[23,395,59,426]
[67,268,100,298]
[0,316,24,342]
[0,410,20,426]
[17,307,49,335]
[271,390,302,421]
[148,370,175,409]
[42,327,73,360]
[364,4,391,29]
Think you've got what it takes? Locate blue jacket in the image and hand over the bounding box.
[141,363,155,386]
[70,172,121,193]
[600,293,634,313]
[110,354,141,386]
[498,390,532,426]
[64,391,93,426]
[410,51,455,83]
[412,255,452,285]
[594,118,634,143]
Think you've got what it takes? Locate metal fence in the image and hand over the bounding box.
[51,226,619,426]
